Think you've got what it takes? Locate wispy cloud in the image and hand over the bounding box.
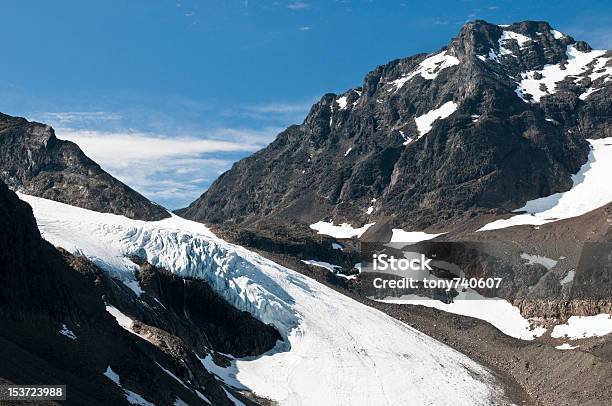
[53,127,281,209]
[298,26,312,31]
[232,100,314,123]
[246,101,313,114]
[287,1,310,10]
[37,111,122,126]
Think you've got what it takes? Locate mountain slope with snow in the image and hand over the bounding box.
[21,193,510,405]
[178,20,611,233]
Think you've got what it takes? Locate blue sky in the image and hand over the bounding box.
[1,0,611,209]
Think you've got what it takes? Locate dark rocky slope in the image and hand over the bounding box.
[179,20,611,232]
[0,179,276,405]
[0,112,169,221]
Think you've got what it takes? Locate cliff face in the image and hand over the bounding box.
[0,112,169,221]
[0,180,276,405]
[179,20,611,232]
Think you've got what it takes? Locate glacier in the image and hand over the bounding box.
[21,193,509,406]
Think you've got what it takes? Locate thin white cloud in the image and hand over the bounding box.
[246,101,313,114]
[55,129,266,164]
[53,127,280,208]
[38,111,122,124]
[287,1,310,10]
[298,26,312,31]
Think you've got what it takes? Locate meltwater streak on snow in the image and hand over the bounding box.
[22,194,506,406]
[376,292,546,341]
[478,138,612,231]
[414,101,458,136]
[550,314,612,339]
[515,45,608,103]
[309,220,374,238]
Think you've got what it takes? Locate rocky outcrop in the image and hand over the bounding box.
[178,20,611,232]
[0,180,253,405]
[513,299,612,321]
[0,113,169,221]
[125,256,281,357]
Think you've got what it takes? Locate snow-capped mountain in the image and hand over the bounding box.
[178,20,610,233]
[175,19,612,325]
[2,18,612,406]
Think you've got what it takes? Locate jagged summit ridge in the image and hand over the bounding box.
[179,20,610,232]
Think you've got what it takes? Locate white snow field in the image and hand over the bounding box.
[390,229,444,243]
[479,138,612,231]
[551,314,612,339]
[515,45,610,103]
[21,193,507,406]
[309,220,374,238]
[484,30,532,63]
[388,51,460,91]
[377,292,546,341]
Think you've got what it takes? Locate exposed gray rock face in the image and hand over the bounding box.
[0,113,169,221]
[0,179,268,405]
[179,20,611,232]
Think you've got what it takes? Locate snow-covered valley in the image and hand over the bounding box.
[20,193,508,406]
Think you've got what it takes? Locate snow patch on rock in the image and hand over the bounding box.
[104,366,155,406]
[520,253,558,270]
[310,220,374,238]
[390,229,443,244]
[478,138,612,231]
[414,101,458,136]
[59,324,77,340]
[377,291,546,340]
[515,45,607,102]
[551,314,612,339]
[301,259,341,272]
[388,51,459,91]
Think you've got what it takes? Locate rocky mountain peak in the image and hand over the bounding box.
[179,20,609,232]
[0,112,170,221]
